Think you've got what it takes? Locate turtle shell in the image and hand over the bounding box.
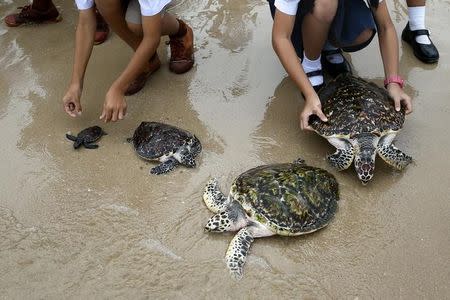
[78,126,105,143]
[130,122,199,160]
[310,74,405,138]
[230,162,339,235]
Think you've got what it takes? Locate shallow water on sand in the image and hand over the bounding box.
[0,0,449,298]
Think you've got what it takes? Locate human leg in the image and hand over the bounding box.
[402,0,439,63]
[4,0,61,27]
[95,0,142,50]
[123,1,193,74]
[319,0,378,76]
[329,0,377,52]
[302,0,338,90]
[267,0,349,78]
[94,9,110,45]
[95,0,160,95]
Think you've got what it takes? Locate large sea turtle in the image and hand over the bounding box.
[310,73,413,184]
[128,122,202,175]
[203,159,339,279]
[66,126,107,149]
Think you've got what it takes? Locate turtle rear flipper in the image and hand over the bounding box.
[377,144,412,170]
[203,178,229,213]
[150,157,179,175]
[83,143,99,149]
[327,148,354,171]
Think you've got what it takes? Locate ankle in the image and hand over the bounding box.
[31,0,54,12]
[407,6,426,31]
[302,53,323,87]
[170,19,187,38]
[31,4,50,12]
[302,54,322,72]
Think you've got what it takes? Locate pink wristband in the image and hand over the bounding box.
[384,75,404,89]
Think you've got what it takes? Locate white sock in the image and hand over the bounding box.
[408,6,431,45]
[302,53,323,87]
[323,41,344,64]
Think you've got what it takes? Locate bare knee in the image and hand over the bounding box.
[352,28,373,46]
[312,0,338,23]
[127,22,142,38]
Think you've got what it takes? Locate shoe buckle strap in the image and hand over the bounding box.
[305,70,323,78]
[412,29,430,37]
[322,49,342,56]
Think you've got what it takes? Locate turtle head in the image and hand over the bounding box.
[204,201,247,233]
[352,133,379,185]
[190,135,202,156]
[293,158,306,165]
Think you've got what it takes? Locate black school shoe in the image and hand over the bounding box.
[402,22,439,64]
[321,49,352,78]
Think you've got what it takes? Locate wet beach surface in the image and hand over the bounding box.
[0,0,449,298]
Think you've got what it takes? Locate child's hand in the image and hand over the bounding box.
[63,84,82,117]
[100,87,127,123]
[299,94,328,131]
[387,83,412,114]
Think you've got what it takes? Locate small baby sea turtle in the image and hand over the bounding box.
[128,122,202,175]
[310,73,413,184]
[66,126,107,149]
[203,158,339,279]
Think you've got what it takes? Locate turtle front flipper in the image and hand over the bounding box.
[150,157,179,175]
[327,148,354,171]
[73,139,83,149]
[66,134,77,142]
[226,227,255,280]
[203,178,229,213]
[83,142,99,149]
[377,144,413,170]
[66,134,83,149]
[180,153,196,168]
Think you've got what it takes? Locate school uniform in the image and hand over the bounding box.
[75,0,171,24]
[268,0,383,55]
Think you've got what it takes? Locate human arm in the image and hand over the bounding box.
[373,2,412,114]
[63,8,96,117]
[272,9,328,130]
[100,14,162,122]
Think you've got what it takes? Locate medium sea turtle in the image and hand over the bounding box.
[128,122,202,175]
[66,126,107,149]
[309,73,413,184]
[203,159,339,279]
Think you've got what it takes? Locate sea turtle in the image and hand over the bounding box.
[203,158,339,279]
[309,73,413,184]
[128,122,202,175]
[66,126,107,149]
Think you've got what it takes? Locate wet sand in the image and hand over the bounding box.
[0,0,449,298]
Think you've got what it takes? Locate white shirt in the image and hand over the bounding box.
[74,0,171,16]
[274,0,383,16]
